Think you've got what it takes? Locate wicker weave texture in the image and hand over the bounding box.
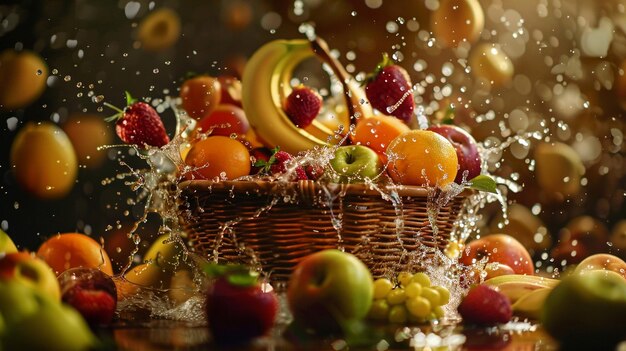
[179,180,467,281]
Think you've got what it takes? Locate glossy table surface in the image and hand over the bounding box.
[102,319,566,351]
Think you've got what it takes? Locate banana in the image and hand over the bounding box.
[241,37,372,154]
[512,287,552,320]
[483,275,560,304]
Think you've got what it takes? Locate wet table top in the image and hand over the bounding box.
[101,319,565,351]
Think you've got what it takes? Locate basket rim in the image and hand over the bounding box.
[178,179,473,198]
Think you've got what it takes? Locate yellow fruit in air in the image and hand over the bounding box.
[62,114,113,169]
[431,0,484,48]
[534,142,585,198]
[0,50,48,109]
[137,8,181,52]
[469,43,514,87]
[386,130,458,187]
[10,122,78,199]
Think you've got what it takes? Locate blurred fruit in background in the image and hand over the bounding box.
[534,142,585,201]
[62,113,113,169]
[137,8,181,52]
[0,49,48,110]
[431,0,484,48]
[488,203,552,256]
[551,216,609,265]
[10,122,78,199]
[0,229,18,254]
[0,251,61,301]
[469,43,514,88]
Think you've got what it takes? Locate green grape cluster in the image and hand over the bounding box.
[367,272,451,324]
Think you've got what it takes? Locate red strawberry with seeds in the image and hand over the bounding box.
[105,92,170,148]
[365,54,415,123]
[284,85,322,128]
[458,284,512,325]
[63,286,117,325]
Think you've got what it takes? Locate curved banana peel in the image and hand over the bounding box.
[241,38,372,154]
[512,287,553,320]
[483,274,560,304]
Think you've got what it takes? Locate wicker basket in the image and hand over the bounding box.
[178,179,470,281]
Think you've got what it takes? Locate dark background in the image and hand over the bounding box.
[1,0,624,268]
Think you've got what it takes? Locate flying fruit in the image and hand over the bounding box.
[143,234,187,271]
[542,270,626,349]
[427,124,482,184]
[0,49,48,109]
[180,75,222,120]
[241,37,372,154]
[204,264,278,344]
[468,43,514,87]
[431,0,484,48]
[459,234,535,275]
[0,251,60,301]
[364,53,415,122]
[62,113,113,169]
[10,122,78,199]
[534,142,585,199]
[329,145,383,183]
[137,8,181,52]
[0,229,17,254]
[287,249,374,335]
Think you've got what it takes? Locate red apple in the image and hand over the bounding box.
[0,251,60,301]
[205,265,278,344]
[459,234,535,275]
[197,104,249,137]
[427,124,482,183]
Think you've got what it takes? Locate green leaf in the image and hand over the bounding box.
[125,91,137,106]
[468,174,498,193]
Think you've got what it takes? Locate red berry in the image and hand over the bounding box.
[63,286,117,325]
[305,164,324,180]
[284,86,322,128]
[270,150,293,174]
[458,284,512,325]
[294,166,308,181]
[365,54,415,122]
[106,93,170,148]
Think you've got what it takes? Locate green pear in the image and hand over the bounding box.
[0,280,39,327]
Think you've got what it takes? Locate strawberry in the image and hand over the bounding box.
[63,286,117,325]
[105,92,170,148]
[254,147,308,180]
[365,54,415,122]
[284,85,322,128]
[457,284,512,325]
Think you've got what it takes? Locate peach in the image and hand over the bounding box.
[459,234,535,275]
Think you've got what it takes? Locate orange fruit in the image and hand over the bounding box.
[137,8,181,52]
[37,233,113,276]
[386,130,458,187]
[62,113,113,169]
[10,122,78,199]
[184,135,251,180]
[351,115,411,155]
[180,75,222,120]
[0,49,48,109]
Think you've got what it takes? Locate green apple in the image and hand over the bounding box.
[0,230,17,254]
[542,270,626,348]
[0,252,60,301]
[3,295,97,351]
[329,145,383,183]
[287,249,374,334]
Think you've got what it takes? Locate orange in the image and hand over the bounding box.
[62,113,113,169]
[10,122,78,199]
[386,130,458,187]
[184,135,251,180]
[0,49,48,109]
[37,233,113,276]
[351,115,411,155]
